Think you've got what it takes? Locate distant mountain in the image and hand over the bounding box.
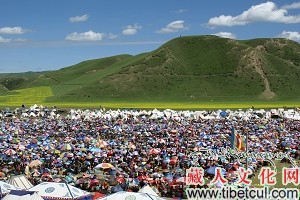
[0,35,299,103]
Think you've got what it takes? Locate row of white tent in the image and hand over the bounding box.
[1,175,166,200]
[1,104,300,121]
[67,107,300,121]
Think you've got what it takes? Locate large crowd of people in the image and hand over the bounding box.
[0,105,299,199]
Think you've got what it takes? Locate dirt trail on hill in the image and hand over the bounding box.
[248,50,276,100]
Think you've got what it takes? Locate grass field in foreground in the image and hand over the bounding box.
[0,100,299,110]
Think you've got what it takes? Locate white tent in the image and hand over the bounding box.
[7,174,33,190]
[0,181,22,196]
[29,182,92,199]
[138,185,160,197]
[97,191,166,200]
[2,190,43,200]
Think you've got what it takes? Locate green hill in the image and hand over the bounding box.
[0,35,299,107]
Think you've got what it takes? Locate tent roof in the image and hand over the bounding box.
[7,174,33,190]
[2,189,44,200]
[29,182,92,199]
[0,181,21,195]
[98,191,166,200]
[138,185,159,196]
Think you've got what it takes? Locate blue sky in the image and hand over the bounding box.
[0,0,299,73]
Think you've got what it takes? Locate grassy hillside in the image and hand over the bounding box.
[68,36,300,102]
[0,35,299,107]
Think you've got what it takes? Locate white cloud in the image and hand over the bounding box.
[105,33,118,39]
[282,2,300,10]
[122,28,136,35]
[157,20,186,34]
[208,2,300,27]
[0,36,11,43]
[0,27,27,34]
[175,9,187,13]
[65,30,103,41]
[122,24,142,35]
[69,14,89,23]
[0,37,27,43]
[212,32,236,39]
[278,31,300,42]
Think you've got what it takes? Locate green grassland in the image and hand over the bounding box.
[0,35,299,109]
[0,86,53,107]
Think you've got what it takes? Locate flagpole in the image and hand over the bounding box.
[245,128,249,171]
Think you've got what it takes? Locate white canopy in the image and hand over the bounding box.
[29,182,92,199]
[0,181,22,195]
[97,191,166,200]
[2,190,43,200]
[7,174,33,190]
[138,185,160,196]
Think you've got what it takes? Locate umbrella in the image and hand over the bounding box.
[206,166,226,175]
[44,145,54,151]
[84,161,91,166]
[89,147,102,153]
[110,185,124,193]
[249,135,258,140]
[220,111,228,118]
[29,160,43,167]
[17,144,26,150]
[196,142,207,147]
[60,152,69,158]
[128,144,136,149]
[149,148,160,155]
[96,140,108,148]
[80,147,87,152]
[4,149,16,155]
[26,144,38,149]
[109,141,117,146]
[95,163,114,169]
[31,138,38,144]
[61,144,73,151]
[52,149,61,154]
